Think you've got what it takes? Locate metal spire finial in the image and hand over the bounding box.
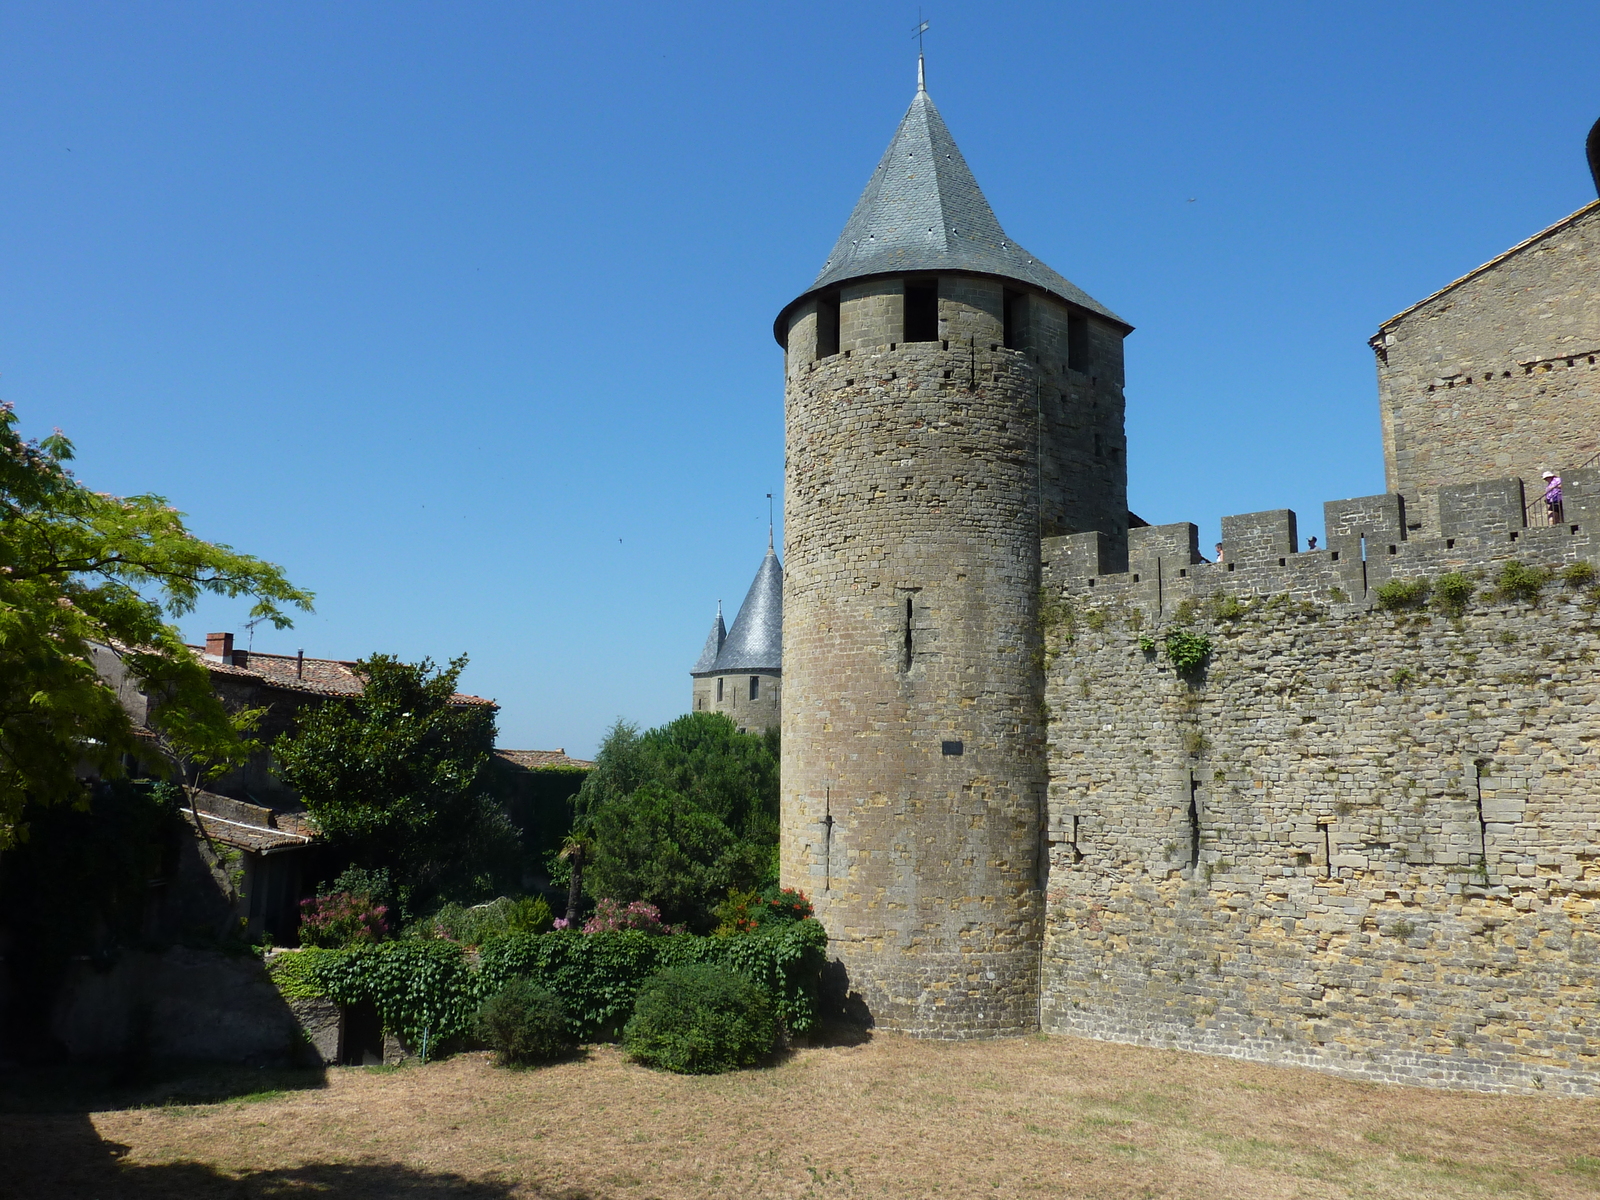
[767,492,774,551]
[913,13,929,91]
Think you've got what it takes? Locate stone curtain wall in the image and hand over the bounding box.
[1377,202,1600,536]
[1039,496,1600,1093]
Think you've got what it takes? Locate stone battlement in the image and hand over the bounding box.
[1038,464,1600,1095]
[1044,467,1600,613]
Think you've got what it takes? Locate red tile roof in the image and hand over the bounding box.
[495,748,595,771]
[191,645,496,706]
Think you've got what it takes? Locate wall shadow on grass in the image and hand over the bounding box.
[4,1108,595,1199]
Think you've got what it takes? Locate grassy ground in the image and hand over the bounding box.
[3,1031,1598,1199]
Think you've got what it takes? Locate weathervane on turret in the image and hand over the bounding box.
[913,12,929,91]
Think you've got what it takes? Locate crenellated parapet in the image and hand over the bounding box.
[1045,467,1600,616]
[1037,465,1600,1095]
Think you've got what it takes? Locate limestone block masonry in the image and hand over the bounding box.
[1039,493,1600,1094]
[1377,202,1600,536]
[781,331,1049,1037]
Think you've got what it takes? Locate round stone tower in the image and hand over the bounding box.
[776,65,1132,1037]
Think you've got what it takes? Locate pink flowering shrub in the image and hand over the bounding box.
[581,899,682,935]
[298,890,390,948]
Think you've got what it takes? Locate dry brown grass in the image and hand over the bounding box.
[5,1031,1600,1199]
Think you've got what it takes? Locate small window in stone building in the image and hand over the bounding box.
[816,294,840,359]
[1067,313,1091,372]
[749,676,759,701]
[903,597,914,670]
[903,280,938,342]
[716,678,724,702]
[1003,289,1025,350]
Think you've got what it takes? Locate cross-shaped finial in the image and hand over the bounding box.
[912,12,929,91]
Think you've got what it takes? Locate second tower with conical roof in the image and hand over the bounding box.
[777,67,1132,1036]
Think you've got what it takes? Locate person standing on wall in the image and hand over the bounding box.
[1543,471,1563,524]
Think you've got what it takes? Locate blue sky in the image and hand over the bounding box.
[4,2,1597,756]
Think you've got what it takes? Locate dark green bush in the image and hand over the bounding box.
[623,964,776,1074]
[474,979,574,1066]
[477,918,828,1041]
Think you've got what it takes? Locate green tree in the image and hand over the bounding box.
[273,654,517,911]
[576,712,779,931]
[0,403,313,848]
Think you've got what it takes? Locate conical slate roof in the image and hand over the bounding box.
[710,546,783,674]
[690,605,726,676]
[775,79,1126,340]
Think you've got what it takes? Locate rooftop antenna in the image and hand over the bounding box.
[243,613,269,652]
[766,493,774,551]
[912,12,930,91]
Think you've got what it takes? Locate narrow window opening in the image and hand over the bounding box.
[822,788,833,892]
[903,597,914,670]
[1359,535,1367,561]
[716,677,723,702]
[1319,820,1333,879]
[1187,776,1201,869]
[1064,814,1083,864]
[941,740,964,756]
[1470,760,1490,881]
[1003,289,1025,350]
[903,280,938,342]
[749,676,760,701]
[1067,313,1092,372]
[816,294,840,358]
[1094,431,1103,458]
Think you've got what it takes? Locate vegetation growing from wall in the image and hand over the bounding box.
[1376,577,1431,611]
[1164,629,1212,673]
[273,655,519,916]
[1433,572,1475,617]
[568,713,779,931]
[0,403,312,849]
[1492,561,1548,605]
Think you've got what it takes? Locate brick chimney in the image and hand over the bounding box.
[205,632,234,663]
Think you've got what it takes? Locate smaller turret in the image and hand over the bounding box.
[691,604,726,675]
[689,544,782,733]
[1588,114,1600,198]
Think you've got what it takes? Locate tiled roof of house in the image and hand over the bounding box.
[495,748,595,771]
[187,790,316,853]
[192,645,496,706]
